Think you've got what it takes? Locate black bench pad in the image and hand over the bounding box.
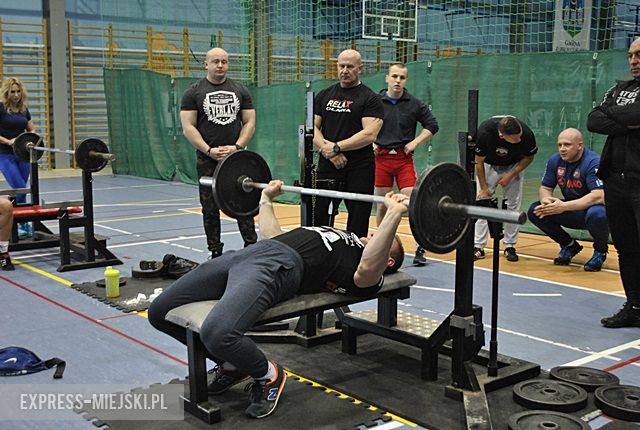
[165,271,417,332]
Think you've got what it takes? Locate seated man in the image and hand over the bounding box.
[0,197,14,270]
[148,181,406,419]
[527,128,608,271]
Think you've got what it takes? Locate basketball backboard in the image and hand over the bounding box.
[362,0,418,42]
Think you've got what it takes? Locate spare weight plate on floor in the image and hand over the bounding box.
[513,379,588,412]
[508,410,589,430]
[594,384,640,422]
[96,278,127,288]
[550,366,620,392]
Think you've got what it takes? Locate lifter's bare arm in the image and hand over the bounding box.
[354,192,408,288]
[258,180,286,240]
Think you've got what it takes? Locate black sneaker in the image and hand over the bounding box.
[413,246,427,266]
[207,365,250,395]
[504,247,519,262]
[0,252,14,271]
[553,241,583,265]
[245,361,287,419]
[473,247,485,261]
[601,302,640,328]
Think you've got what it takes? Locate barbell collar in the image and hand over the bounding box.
[89,150,116,161]
[440,201,526,225]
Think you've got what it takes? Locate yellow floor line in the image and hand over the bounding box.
[12,258,73,286]
[285,369,417,427]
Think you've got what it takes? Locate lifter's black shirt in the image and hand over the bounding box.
[272,226,383,296]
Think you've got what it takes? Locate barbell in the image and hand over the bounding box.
[199,150,527,254]
[13,132,116,172]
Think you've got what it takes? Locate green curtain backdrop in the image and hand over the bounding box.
[104,48,630,234]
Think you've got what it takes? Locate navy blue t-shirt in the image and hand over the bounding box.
[0,102,31,155]
[541,148,603,201]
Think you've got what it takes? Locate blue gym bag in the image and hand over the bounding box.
[0,346,65,378]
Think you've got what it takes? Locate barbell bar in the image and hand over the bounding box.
[198,150,527,254]
[198,177,524,226]
[13,132,115,173]
[31,144,115,161]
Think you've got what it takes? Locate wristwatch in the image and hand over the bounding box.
[235,144,244,151]
[333,143,341,155]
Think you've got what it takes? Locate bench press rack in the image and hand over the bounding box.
[9,153,122,272]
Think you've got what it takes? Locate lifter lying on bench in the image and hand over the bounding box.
[148,180,409,420]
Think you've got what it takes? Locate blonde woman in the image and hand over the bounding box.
[0,78,35,237]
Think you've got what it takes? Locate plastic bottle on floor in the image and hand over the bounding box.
[104,266,120,298]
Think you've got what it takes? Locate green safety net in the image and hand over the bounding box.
[104,48,630,235]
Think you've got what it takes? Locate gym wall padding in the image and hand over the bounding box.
[104,49,629,233]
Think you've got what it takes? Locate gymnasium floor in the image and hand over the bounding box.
[1,171,639,429]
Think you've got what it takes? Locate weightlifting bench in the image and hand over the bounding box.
[164,270,416,424]
[11,203,83,245]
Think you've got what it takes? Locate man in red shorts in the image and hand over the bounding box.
[374,63,439,265]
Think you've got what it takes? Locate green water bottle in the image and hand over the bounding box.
[104,266,120,298]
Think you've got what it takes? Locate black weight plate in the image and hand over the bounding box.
[513,379,588,413]
[595,384,640,422]
[212,150,272,218]
[508,410,589,430]
[95,278,128,288]
[13,132,44,162]
[409,163,474,254]
[76,138,109,172]
[550,366,620,392]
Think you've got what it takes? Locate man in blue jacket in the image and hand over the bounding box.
[527,128,608,271]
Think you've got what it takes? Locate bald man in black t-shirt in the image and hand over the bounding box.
[313,49,384,237]
[181,47,257,259]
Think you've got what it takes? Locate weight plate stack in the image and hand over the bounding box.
[513,379,588,413]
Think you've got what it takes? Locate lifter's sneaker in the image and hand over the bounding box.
[584,250,607,272]
[553,241,583,265]
[600,302,640,328]
[0,252,14,271]
[413,246,427,266]
[207,365,250,395]
[245,361,287,419]
[504,247,519,262]
[473,247,485,261]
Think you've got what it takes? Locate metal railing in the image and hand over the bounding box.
[0,20,486,171]
[0,18,51,169]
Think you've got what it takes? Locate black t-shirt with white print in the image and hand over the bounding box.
[273,226,383,296]
[474,116,538,166]
[314,82,384,166]
[181,77,253,159]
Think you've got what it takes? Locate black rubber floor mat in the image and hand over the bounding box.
[75,374,389,429]
[71,276,174,312]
